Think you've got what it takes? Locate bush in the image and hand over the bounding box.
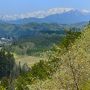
[31,60,52,80]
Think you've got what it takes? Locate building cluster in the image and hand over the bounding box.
[0,37,12,47]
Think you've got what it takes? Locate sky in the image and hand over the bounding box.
[0,0,90,15]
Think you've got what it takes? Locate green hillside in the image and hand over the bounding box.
[0,22,83,56]
[14,24,90,90]
[0,24,90,90]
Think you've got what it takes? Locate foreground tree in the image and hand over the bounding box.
[0,49,16,90]
[0,49,15,78]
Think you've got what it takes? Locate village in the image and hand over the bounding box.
[0,37,13,47]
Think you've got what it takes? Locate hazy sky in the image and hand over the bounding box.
[0,0,90,15]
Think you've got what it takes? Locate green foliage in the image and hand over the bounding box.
[0,23,86,89]
[1,77,8,89]
[0,49,15,78]
[15,57,61,90]
[15,28,82,89]
[6,34,63,56]
[82,81,90,90]
[1,22,81,56]
[61,29,81,49]
[0,85,5,90]
[31,60,52,80]
[16,76,29,90]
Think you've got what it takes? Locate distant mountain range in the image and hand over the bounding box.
[0,8,90,24]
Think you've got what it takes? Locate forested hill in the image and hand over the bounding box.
[0,24,90,89]
[28,23,90,90]
[0,23,65,37]
[16,24,90,90]
[0,22,86,38]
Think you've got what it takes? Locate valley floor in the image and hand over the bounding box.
[15,55,44,67]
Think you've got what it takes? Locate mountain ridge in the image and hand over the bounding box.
[0,8,90,22]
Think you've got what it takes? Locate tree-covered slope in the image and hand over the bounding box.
[1,22,82,56]
[0,23,89,90]
[0,22,85,38]
[24,24,90,90]
[0,23,65,37]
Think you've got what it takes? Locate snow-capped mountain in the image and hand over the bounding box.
[0,8,74,21]
[0,8,90,24]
